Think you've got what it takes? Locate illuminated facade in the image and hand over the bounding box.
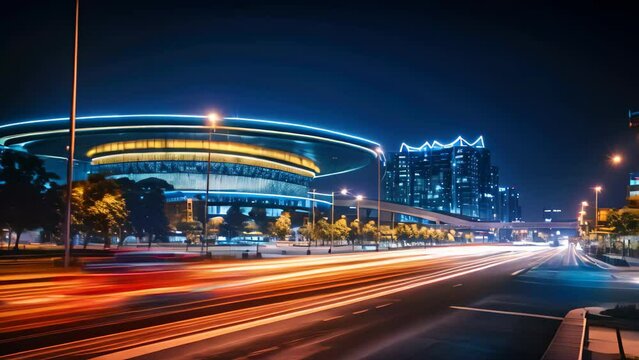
[498,186,522,222]
[383,136,502,220]
[0,114,381,225]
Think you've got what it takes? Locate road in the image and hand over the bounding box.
[0,245,637,359]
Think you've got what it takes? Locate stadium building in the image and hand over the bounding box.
[0,114,383,229]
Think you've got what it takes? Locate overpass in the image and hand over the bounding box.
[335,199,578,231]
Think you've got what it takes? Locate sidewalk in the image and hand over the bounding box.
[543,307,639,360]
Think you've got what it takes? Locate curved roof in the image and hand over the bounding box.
[0,114,384,177]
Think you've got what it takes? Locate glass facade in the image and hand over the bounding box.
[498,186,522,222]
[383,138,513,221]
[93,160,311,197]
[384,141,498,221]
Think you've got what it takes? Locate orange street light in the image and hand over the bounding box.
[611,154,622,165]
[207,112,221,126]
[593,186,602,232]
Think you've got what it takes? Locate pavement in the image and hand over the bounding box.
[0,244,637,359]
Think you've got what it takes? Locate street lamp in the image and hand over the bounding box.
[202,112,221,255]
[63,0,80,268]
[611,154,622,165]
[579,201,589,226]
[341,189,364,252]
[306,190,335,254]
[330,191,335,254]
[593,186,602,233]
[375,147,383,251]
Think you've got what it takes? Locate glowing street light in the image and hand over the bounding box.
[593,186,602,233]
[208,112,221,126]
[579,201,589,226]
[611,154,622,165]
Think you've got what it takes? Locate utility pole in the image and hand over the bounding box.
[64,0,80,268]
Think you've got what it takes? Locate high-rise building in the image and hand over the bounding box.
[383,136,505,220]
[497,186,521,222]
[542,208,562,222]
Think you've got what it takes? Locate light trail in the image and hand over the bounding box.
[0,246,552,360]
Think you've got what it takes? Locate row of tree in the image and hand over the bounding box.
[606,210,639,235]
[0,150,173,250]
[274,211,458,245]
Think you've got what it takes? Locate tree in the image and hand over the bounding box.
[207,216,225,243]
[379,225,395,244]
[433,229,446,243]
[272,212,291,240]
[409,224,420,244]
[72,175,128,249]
[607,210,639,235]
[314,218,331,244]
[349,219,361,244]
[0,150,58,250]
[248,207,269,234]
[242,219,260,234]
[362,220,377,242]
[332,215,351,241]
[41,184,65,244]
[299,223,313,242]
[117,177,173,249]
[395,223,414,244]
[226,205,249,238]
[418,226,432,246]
[177,221,203,245]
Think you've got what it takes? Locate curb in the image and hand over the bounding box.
[542,308,587,360]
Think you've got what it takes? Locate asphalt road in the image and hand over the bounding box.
[0,245,637,359]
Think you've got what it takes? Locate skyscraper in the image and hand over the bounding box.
[497,186,522,222]
[383,136,506,220]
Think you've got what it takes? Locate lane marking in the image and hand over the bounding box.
[452,283,463,287]
[449,306,563,321]
[322,315,344,322]
[352,309,369,315]
[375,303,393,309]
[511,268,526,276]
[247,346,279,357]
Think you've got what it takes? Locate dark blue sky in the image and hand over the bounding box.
[2,1,638,220]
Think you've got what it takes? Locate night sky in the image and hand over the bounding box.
[2,1,638,221]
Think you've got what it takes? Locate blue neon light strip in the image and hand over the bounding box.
[167,190,333,206]
[399,136,485,152]
[0,113,385,163]
[0,114,382,149]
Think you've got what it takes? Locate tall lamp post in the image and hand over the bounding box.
[593,186,602,234]
[307,190,334,254]
[341,189,363,252]
[201,112,220,255]
[64,0,80,268]
[579,201,588,226]
[330,191,335,254]
[375,147,383,251]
